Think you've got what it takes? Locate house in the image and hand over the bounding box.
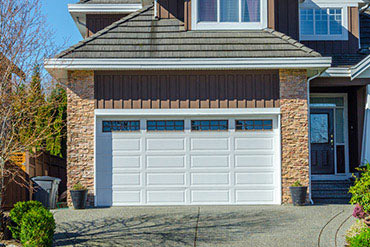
[45,0,370,207]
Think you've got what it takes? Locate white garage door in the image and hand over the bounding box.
[95,115,281,206]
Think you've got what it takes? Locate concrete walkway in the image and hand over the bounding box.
[53,205,355,247]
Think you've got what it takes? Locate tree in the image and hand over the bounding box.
[0,0,64,230]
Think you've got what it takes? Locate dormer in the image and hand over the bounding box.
[68,0,143,38]
[191,0,268,30]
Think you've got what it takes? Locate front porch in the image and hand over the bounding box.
[309,80,368,203]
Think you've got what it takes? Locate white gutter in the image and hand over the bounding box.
[68,4,143,14]
[95,108,281,117]
[45,57,332,71]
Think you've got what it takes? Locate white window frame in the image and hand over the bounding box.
[192,0,267,30]
[299,1,351,41]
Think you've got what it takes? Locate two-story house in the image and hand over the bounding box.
[46,0,370,207]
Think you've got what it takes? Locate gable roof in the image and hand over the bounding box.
[78,0,141,4]
[57,5,322,60]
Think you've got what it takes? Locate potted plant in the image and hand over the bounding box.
[70,183,88,209]
[289,181,307,206]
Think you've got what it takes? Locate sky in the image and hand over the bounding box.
[42,0,82,52]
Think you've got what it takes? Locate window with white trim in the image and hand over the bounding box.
[193,0,267,30]
[300,7,347,41]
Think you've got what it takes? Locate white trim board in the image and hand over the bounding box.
[45,57,332,75]
[95,108,281,117]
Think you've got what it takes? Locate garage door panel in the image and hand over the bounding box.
[113,191,141,204]
[113,138,141,151]
[191,138,229,151]
[146,138,185,151]
[147,191,185,204]
[191,173,230,185]
[191,190,230,203]
[191,155,230,168]
[113,173,141,186]
[235,138,274,150]
[235,172,274,185]
[236,190,274,203]
[235,155,274,168]
[147,156,185,168]
[113,156,141,169]
[147,173,186,186]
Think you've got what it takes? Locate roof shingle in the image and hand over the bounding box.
[58,5,321,59]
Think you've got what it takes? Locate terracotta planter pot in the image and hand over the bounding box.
[289,186,307,206]
[70,190,88,209]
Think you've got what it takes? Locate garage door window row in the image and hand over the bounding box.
[103,119,273,132]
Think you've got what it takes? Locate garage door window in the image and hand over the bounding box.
[147,120,184,131]
[236,120,273,131]
[102,121,140,132]
[191,120,228,131]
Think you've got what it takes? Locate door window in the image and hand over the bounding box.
[310,114,329,144]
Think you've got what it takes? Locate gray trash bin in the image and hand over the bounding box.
[31,176,61,209]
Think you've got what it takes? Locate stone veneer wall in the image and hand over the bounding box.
[66,71,95,206]
[279,69,309,204]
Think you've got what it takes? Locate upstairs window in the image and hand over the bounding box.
[194,0,267,30]
[300,7,347,41]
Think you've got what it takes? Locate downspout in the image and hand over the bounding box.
[307,71,323,205]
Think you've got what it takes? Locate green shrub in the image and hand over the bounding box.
[8,201,44,240]
[20,207,55,247]
[349,163,370,213]
[348,227,370,247]
[345,220,368,244]
[291,181,303,187]
[72,182,86,191]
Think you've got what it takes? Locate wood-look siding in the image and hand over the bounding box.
[95,71,280,109]
[86,14,127,37]
[156,0,184,22]
[302,7,360,54]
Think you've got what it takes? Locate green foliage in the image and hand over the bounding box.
[346,220,368,244]
[347,227,370,247]
[20,207,55,247]
[72,182,87,191]
[349,163,370,213]
[8,201,44,240]
[45,85,67,158]
[291,181,303,187]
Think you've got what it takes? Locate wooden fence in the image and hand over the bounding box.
[2,152,66,210]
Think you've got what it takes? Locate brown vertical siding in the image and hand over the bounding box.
[268,0,275,29]
[86,14,127,37]
[274,0,299,40]
[157,0,184,21]
[301,7,359,54]
[95,71,280,109]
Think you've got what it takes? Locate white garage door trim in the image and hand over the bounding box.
[94,108,281,206]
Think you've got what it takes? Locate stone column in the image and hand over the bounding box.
[279,69,309,204]
[66,71,95,207]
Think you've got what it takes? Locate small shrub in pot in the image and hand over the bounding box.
[289,181,307,206]
[70,182,88,209]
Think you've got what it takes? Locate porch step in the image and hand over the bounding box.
[311,180,353,205]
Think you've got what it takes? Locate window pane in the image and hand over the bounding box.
[220,0,239,22]
[315,9,328,35]
[300,9,314,35]
[310,97,344,107]
[147,120,184,131]
[102,121,140,132]
[336,108,344,144]
[191,120,229,131]
[329,9,342,35]
[236,120,273,131]
[198,0,217,22]
[310,114,329,144]
[241,0,260,22]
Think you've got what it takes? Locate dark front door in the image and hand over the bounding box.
[310,108,335,174]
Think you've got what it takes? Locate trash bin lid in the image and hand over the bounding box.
[31,176,61,182]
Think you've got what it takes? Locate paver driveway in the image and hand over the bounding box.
[53,205,354,247]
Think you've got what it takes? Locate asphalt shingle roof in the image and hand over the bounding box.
[58,5,321,59]
[78,0,141,4]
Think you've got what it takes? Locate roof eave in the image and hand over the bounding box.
[45,57,332,79]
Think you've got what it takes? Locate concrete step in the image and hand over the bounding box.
[312,198,351,204]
